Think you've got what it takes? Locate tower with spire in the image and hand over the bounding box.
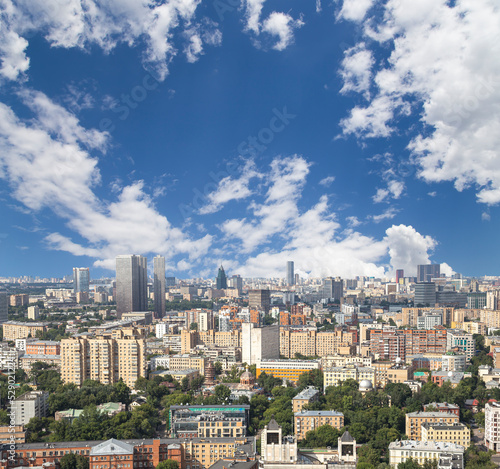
[216,265,228,289]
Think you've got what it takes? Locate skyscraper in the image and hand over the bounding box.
[417,264,441,283]
[229,275,243,294]
[286,261,295,286]
[396,269,404,284]
[322,277,344,303]
[115,255,147,318]
[0,291,7,324]
[153,255,166,319]
[248,289,271,313]
[216,266,228,290]
[73,267,90,293]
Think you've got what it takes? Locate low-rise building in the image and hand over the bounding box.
[389,440,464,468]
[323,366,377,390]
[405,412,460,441]
[421,423,470,448]
[294,410,344,441]
[292,387,319,413]
[2,321,47,340]
[423,402,460,416]
[257,359,320,385]
[0,425,25,444]
[485,400,500,451]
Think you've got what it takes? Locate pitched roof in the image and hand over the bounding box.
[90,439,134,456]
[340,431,354,443]
[267,417,281,431]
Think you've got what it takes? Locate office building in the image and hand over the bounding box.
[73,267,90,293]
[229,275,243,295]
[216,265,228,290]
[414,282,437,306]
[389,440,464,468]
[169,405,250,438]
[286,261,294,286]
[153,255,166,318]
[417,313,443,330]
[396,269,404,283]
[11,391,49,425]
[446,330,475,360]
[294,410,344,441]
[256,359,320,385]
[9,294,28,307]
[417,264,441,283]
[0,291,7,325]
[242,323,279,365]
[115,255,147,318]
[248,289,271,314]
[322,277,343,302]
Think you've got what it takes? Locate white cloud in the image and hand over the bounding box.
[339,0,500,205]
[384,224,437,276]
[373,179,405,203]
[319,175,335,186]
[0,92,212,269]
[346,216,361,227]
[369,207,398,223]
[0,0,221,82]
[482,212,491,221]
[337,0,375,21]
[198,160,263,215]
[440,262,455,277]
[339,43,374,99]
[261,12,304,51]
[242,0,303,51]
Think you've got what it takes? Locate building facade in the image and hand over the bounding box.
[115,255,147,318]
[153,256,166,319]
[294,410,344,441]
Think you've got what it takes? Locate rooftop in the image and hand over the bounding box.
[293,387,319,401]
[389,440,464,452]
[294,410,343,417]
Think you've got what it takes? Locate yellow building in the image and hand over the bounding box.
[183,437,251,469]
[3,321,47,340]
[168,354,207,374]
[421,422,470,448]
[372,361,411,387]
[292,386,320,413]
[257,359,320,385]
[168,369,200,383]
[294,410,344,441]
[405,412,460,441]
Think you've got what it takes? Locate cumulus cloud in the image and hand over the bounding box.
[337,0,375,21]
[373,180,405,203]
[440,262,455,277]
[385,224,437,276]
[339,43,374,99]
[0,92,212,269]
[339,0,500,205]
[242,0,303,50]
[0,0,221,81]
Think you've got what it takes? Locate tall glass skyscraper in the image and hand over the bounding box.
[286,261,295,286]
[153,255,166,319]
[73,267,90,293]
[216,266,227,289]
[115,255,147,318]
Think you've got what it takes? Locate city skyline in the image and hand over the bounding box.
[0,1,499,279]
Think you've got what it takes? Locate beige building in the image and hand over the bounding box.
[168,354,207,374]
[292,387,320,413]
[405,412,460,441]
[0,425,25,444]
[61,328,146,388]
[3,321,47,340]
[323,366,377,390]
[294,410,344,441]
[421,422,470,447]
[372,361,412,387]
[389,440,464,468]
[181,330,241,354]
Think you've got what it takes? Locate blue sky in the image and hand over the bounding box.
[0,0,499,280]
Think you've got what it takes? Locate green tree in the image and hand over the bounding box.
[59,453,89,469]
[156,460,179,469]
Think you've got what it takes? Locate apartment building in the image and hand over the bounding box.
[168,354,207,375]
[294,410,344,441]
[181,330,241,353]
[3,321,47,340]
[26,340,60,355]
[421,423,470,447]
[446,330,475,361]
[61,328,146,388]
[405,412,460,441]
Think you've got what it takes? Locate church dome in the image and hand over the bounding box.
[240,369,255,386]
